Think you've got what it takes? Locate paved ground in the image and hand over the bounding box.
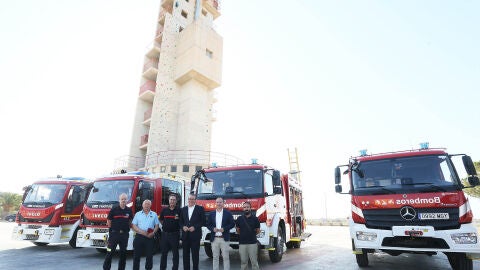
[1,221,478,269]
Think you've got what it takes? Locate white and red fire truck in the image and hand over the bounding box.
[191,162,309,263]
[12,176,91,248]
[75,171,187,251]
[335,145,480,270]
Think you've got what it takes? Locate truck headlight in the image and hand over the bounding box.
[44,229,55,235]
[257,230,265,238]
[451,233,477,244]
[356,231,377,241]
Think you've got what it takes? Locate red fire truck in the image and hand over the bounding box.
[191,162,309,263]
[76,171,187,251]
[12,176,91,248]
[335,145,480,270]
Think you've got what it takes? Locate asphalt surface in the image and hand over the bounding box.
[1,221,479,269]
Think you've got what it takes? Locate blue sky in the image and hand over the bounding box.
[1,0,479,218]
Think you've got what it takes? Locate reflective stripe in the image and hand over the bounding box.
[256,204,266,217]
[351,204,364,218]
[459,201,471,218]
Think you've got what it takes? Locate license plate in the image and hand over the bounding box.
[419,213,449,220]
[392,226,434,237]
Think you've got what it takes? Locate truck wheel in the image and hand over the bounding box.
[355,250,369,267]
[286,242,294,249]
[447,253,473,270]
[268,226,285,263]
[69,228,79,248]
[204,243,213,258]
[33,242,48,246]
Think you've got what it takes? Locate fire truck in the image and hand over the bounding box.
[76,171,187,251]
[191,162,309,263]
[335,145,480,270]
[12,176,91,248]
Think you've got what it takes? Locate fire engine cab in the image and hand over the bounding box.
[191,162,310,263]
[335,144,480,270]
[12,176,91,248]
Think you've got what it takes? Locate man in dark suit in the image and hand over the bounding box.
[206,197,235,270]
[180,194,205,270]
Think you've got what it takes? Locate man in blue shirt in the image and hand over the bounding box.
[132,199,159,270]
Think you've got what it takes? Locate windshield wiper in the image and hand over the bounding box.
[225,190,250,198]
[358,186,396,194]
[401,182,448,192]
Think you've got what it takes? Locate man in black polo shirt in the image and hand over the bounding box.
[103,193,133,270]
[159,194,181,270]
[235,201,260,270]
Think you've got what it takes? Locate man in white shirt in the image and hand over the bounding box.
[206,197,235,270]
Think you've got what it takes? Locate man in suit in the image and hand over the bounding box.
[206,197,235,270]
[180,194,205,270]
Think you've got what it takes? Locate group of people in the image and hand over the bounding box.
[103,193,260,270]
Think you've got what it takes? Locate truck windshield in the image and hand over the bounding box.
[352,155,460,195]
[87,180,134,203]
[23,184,67,205]
[197,169,263,199]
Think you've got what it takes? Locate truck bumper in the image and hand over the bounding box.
[12,224,70,244]
[76,227,134,250]
[350,222,480,257]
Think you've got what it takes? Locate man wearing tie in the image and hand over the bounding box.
[206,197,235,270]
[180,194,205,270]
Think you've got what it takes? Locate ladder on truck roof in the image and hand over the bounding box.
[287,147,301,185]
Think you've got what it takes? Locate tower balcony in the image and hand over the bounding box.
[143,59,158,81]
[146,41,162,58]
[161,0,174,9]
[175,22,222,89]
[203,0,221,19]
[139,80,156,102]
[143,108,152,126]
[140,134,149,150]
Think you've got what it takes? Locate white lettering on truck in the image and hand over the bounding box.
[396,197,440,205]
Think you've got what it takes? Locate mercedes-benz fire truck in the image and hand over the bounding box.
[76,171,187,251]
[335,145,480,270]
[191,163,310,263]
[12,176,91,248]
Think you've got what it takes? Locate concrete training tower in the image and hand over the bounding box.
[120,0,230,177]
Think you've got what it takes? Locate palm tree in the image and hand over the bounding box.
[0,192,22,214]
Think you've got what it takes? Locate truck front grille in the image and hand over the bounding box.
[363,208,459,230]
[382,236,450,249]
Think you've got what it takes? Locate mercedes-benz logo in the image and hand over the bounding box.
[400,206,416,220]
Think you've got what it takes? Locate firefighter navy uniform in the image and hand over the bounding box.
[159,206,181,270]
[103,205,133,270]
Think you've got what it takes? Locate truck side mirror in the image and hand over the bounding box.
[468,176,480,186]
[335,184,342,193]
[272,170,281,186]
[462,155,478,176]
[273,187,282,195]
[335,167,341,184]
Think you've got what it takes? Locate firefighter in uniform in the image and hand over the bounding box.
[103,193,133,270]
[159,194,181,270]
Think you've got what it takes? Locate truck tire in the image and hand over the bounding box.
[293,241,301,248]
[268,226,285,263]
[447,253,473,270]
[69,228,79,248]
[204,243,213,258]
[286,241,294,249]
[33,242,48,246]
[355,250,369,267]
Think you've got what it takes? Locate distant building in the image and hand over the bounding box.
[116,0,240,177]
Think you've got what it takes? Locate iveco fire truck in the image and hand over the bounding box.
[12,176,91,248]
[76,171,187,251]
[335,145,480,270]
[191,162,309,263]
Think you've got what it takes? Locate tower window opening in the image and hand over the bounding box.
[202,9,207,16]
[182,165,190,172]
[171,165,177,172]
[206,49,213,59]
[181,10,188,19]
[179,26,184,32]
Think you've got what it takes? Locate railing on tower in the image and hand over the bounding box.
[146,150,242,168]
